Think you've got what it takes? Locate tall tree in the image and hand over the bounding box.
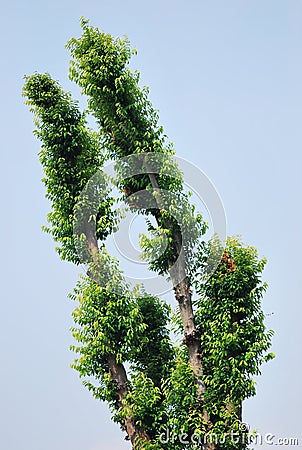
[23,19,274,450]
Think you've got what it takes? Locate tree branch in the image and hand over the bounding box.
[84,221,151,448]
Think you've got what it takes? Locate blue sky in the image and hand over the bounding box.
[2,1,302,449]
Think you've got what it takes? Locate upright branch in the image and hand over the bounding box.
[66,19,208,404]
[23,74,152,446]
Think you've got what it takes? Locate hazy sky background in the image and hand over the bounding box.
[2,1,302,449]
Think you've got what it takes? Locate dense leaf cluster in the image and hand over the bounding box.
[193,237,274,448]
[66,19,205,275]
[69,251,175,440]
[23,73,115,263]
[67,17,169,160]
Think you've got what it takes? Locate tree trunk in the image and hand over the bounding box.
[145,171,216,449]
[107,354,150,448]
[84,223,151,448]
[146,171,206,395]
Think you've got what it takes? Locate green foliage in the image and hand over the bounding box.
[130,294,174,386]
[66,18,171,160]
[121,372,164,440]
[66,19,207,276]
[69,248,175,419]
[24,19,274,450]
[22,73,115,263]
[162,352,205,445]
[193,237,274,442]
[138,192,206,276]
[125,351,206,449]
[70,251,137,395]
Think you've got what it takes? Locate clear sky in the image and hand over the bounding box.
[2,1,302,449]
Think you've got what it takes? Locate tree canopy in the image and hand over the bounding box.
[23,18,274,450]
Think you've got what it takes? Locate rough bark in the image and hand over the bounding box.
[107,354,150,448]
[144,170,216,450]
[146,170,206,394]
[84,222,151,448]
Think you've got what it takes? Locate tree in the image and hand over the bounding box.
[23,18,274,450]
